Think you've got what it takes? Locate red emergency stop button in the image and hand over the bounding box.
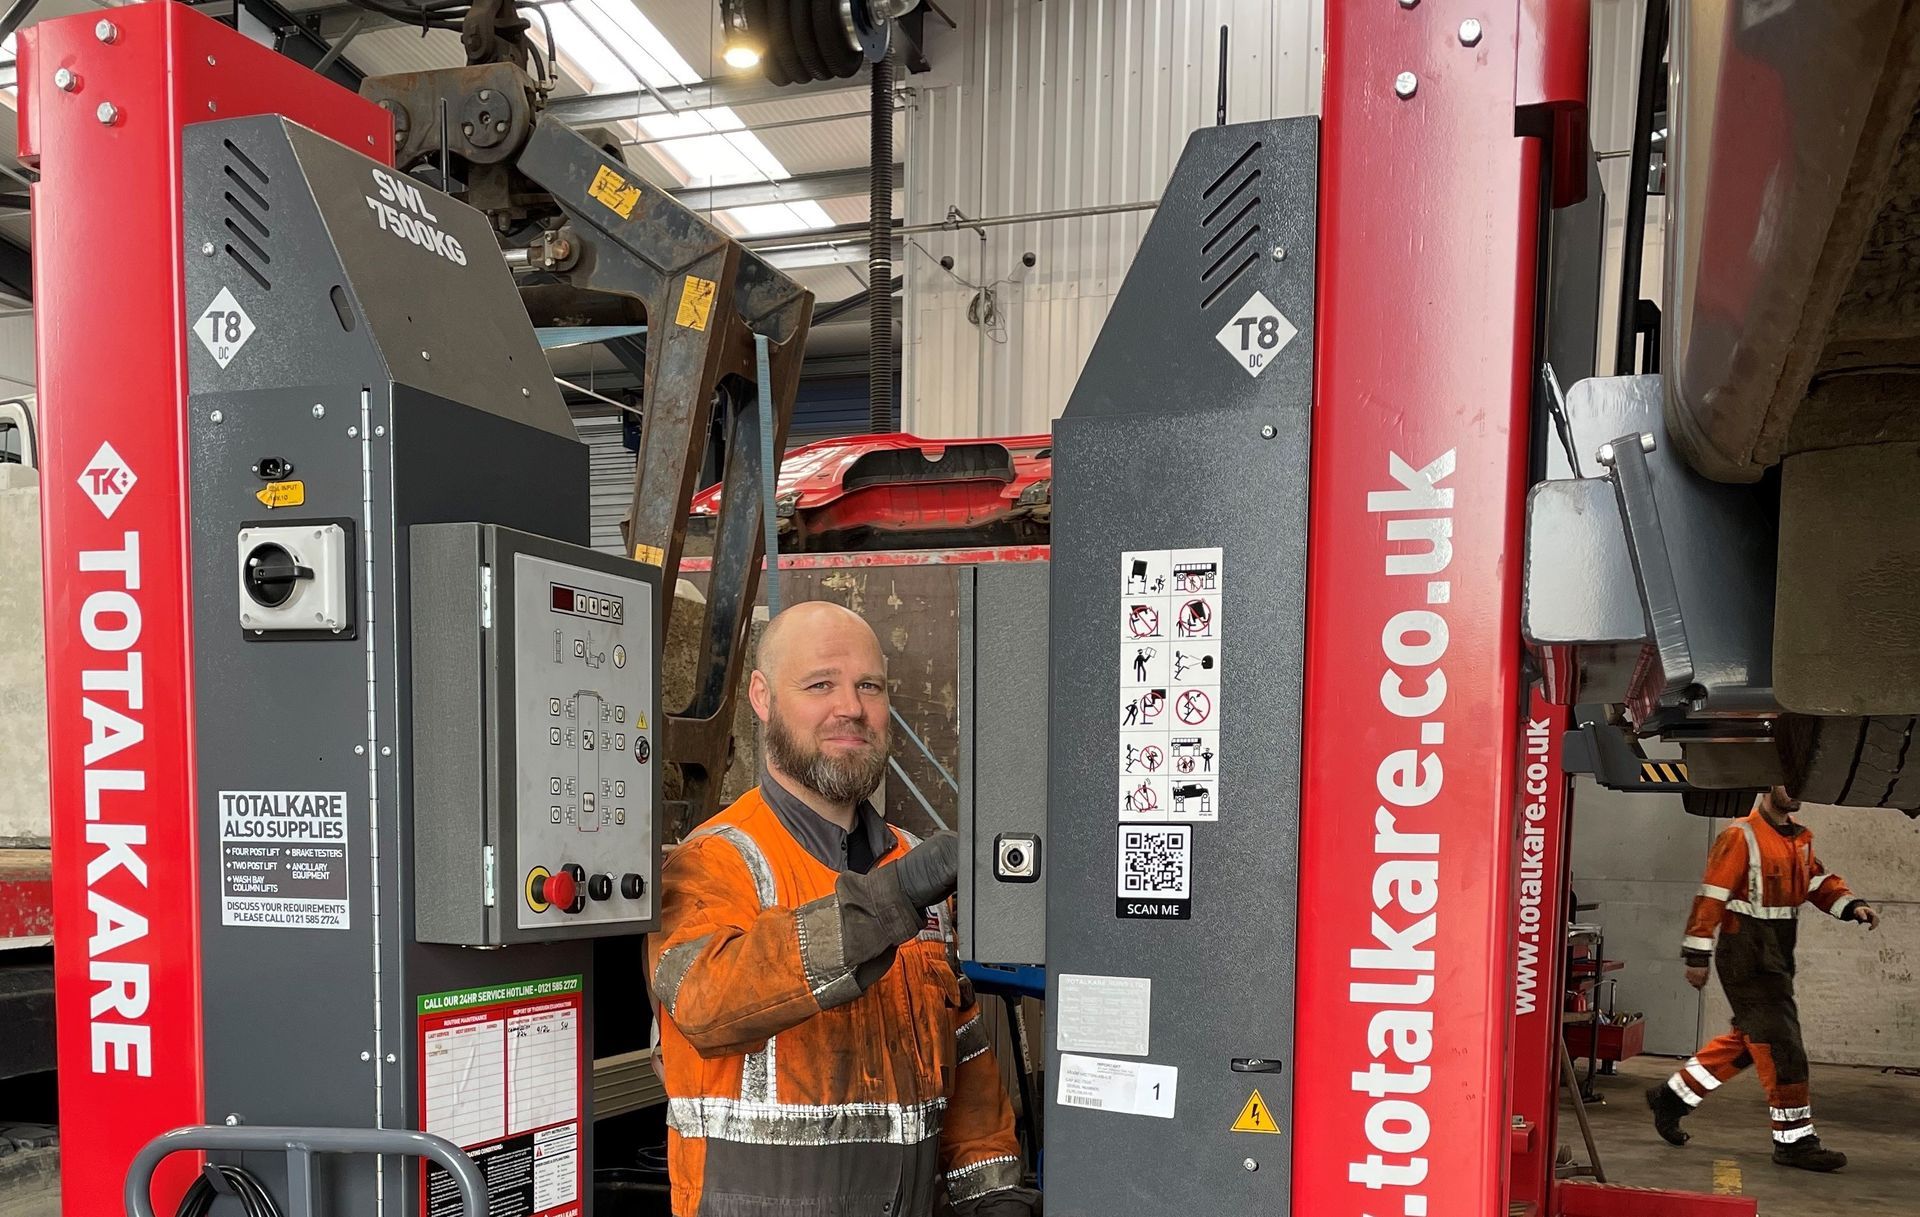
[531,864,586,914]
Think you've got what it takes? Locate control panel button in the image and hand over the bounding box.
[620,873,646,900]
[583,792,596,813]
[582,732,595,751]
[550,778,562,795]
[549,698,562,716]
[615,706,626,723]
[614,781,626,797]
[549,727,562,745]
[573,640,586,658]
[613,645,626,669]
[532,865,585,914]
[588,873,614,902]
[549,806,561,823]
[614,809,625,825]
[636,739,651,765]
[616,734,627,751]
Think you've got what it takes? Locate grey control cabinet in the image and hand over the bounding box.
[958,561,1050,966]
[412,523,662,945]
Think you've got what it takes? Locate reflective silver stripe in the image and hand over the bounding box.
[1774,1123,1818,1144]
[741,1034,778,1105]
[1725,899,1797,920]
[1770,1106,1812,1122]
[687,823,778,909]
[947,1154,1023,1202]
[667,1095,946,1146]
[1698,883,1731,901]
[1668,1072,1704,1107]
[956,1013,992,1064]
[1736,820,1763,905]
[1682,935,1716,952]
[652,935,712,1018]
[1809,872,1830,890]
[684,824,782,1104]
[1684,1060,1721,1092]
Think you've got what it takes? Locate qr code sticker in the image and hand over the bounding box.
[1117,826,1191,899]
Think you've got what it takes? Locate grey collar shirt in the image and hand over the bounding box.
[759,768,891,875]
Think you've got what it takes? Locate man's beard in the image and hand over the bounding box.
[765,704,888,805]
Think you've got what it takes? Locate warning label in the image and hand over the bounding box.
[1119,548,1224,827]
[1231,1089,1282,1134]
[419,976,584,1217]
[218,789,350,929]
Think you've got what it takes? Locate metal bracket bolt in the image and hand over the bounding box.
[53,68,78,92]
[360,1051,371,1061]
[312,404,326,419]
[1271,245,1287,261]
[95,102,120,126]
[209,411,224,425]
[1594,432,1657,468]
[201,241,216,256]
[1243,1158,1259,1172]
[1393,71,1418,99]
[1459,18,1483,46]
[223,1115,241,1127]
[1260,424,1277,439]
[95,19,119,43]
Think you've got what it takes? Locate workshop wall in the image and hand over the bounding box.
[901,0,1324,437]
[1573,785,1920,1069]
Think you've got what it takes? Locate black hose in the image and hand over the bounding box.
[1614,0,1667,375]
[869,51,895,433]
[788,0,827,80]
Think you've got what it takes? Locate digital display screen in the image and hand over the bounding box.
[549,583,623,623]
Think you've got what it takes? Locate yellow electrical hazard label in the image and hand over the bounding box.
[255,480,306,508]
[633,542,665,566]
[588,165,642,219]
[1231,1090,1281,1134]
[675,275,718,331]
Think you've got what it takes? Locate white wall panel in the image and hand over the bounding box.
[902,0,1321,438]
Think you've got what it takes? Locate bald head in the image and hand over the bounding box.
[756,601,882,686]
[750,601,890,814]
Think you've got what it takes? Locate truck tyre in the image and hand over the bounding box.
[1782,715,1920,813]
[0,1127,58,1217]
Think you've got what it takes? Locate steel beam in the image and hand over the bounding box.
[546,68,873,125]
[672,164,897,212]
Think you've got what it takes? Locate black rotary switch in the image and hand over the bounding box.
[588,873,614,902]
[620,872,646,900]
[242,543,313,608]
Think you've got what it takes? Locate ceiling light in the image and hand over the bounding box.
[722,42,762,70]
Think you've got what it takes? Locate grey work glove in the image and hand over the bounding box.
[891,831,958,910]
[954,1188,1042,1217]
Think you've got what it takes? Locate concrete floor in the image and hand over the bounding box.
[1566,1054,1920,1212]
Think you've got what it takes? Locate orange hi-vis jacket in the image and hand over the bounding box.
[1682,810,1862,965]
[646,787,1024,1217]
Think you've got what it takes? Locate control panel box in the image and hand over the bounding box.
[412,523,662,945]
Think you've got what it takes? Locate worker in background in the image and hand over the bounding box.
[1647,786,1878,1171]
[647,601,1038,1217]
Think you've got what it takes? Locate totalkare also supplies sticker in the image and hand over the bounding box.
[1055,974,1152,1056]
[419,975,585,1217]
[218,789,349,929]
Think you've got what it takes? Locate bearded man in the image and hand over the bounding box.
[646,601,1038,1217]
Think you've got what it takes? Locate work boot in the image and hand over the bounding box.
[1773,1136,1846,1172]
[1645,1083,1691,1146]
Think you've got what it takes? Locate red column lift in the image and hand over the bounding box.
[19,7,391,1215]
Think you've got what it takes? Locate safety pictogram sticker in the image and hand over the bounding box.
[1117,547,1226,843]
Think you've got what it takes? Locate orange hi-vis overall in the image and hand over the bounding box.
[1664,810,1862,1146]
[646,787,1024,1217]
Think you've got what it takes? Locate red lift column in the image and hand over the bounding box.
[19,8,390,1214]
[1509,692,1574,1214]
[1291,2,1576,1213]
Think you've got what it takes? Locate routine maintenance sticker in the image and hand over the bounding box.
[218,789,350,929]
